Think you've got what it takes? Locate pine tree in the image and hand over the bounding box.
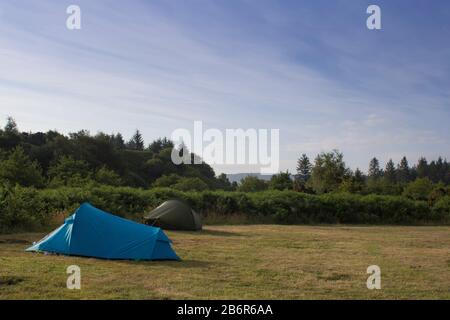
[367,158,382,194]
[368,157,382,178]
[416,157,428,178]
[354,168,366,192]
[436,157,444,182]
[428,160,438,182]
[296,154,312,182]
[4,116,19,134]
[384,159,396,183]
[444,159,450,184]
[354,168,365,183]
[127,130,144,151]
[148,137,174,154]
[397,156,410,183]
[113,133,125,149]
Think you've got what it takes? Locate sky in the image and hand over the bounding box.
[0,0,449,174]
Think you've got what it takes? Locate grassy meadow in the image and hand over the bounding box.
[1,225,449,299]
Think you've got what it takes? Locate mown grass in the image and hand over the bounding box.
[0,225,449,299]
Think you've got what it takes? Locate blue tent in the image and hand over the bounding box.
[26,203,180,261]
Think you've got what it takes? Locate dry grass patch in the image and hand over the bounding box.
[0,225,449,299]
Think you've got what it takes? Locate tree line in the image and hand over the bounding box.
[0,117,449,204]
[295,150,450,196]
[0,117,233,191]
[237,150,450,204]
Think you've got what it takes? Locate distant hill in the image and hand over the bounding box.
[226,173,273,183]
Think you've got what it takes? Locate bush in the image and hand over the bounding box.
[0,185,50,232]
[403,178,433,201]
[268,172,293,191]
[48,156,92,187]
[432,196,450,222]
[428,183,447,204]
[173,177,208,192]
[95,166,123,186]
[152,174,182,188]
[237,176,267,192]
[0,147,44,188]
[0,187,446,233]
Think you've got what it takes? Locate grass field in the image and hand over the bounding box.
[1,225,449,299]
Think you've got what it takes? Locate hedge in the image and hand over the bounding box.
[1,186,449,232]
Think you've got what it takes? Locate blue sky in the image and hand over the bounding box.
[1,0,449,174]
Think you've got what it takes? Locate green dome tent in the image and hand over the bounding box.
[144,200,202,231]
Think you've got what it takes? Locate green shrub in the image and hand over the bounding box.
[268,172,293,191]
[0,186,446,233]
[0,147,45,188]
[152,174,182,188]
[432,196,450,222]
[95,166,123,186]
[0,185,50,232]
[403,178,433,201]
[237,176,268,192]
[48,156,92,187]
[173,177,208,192]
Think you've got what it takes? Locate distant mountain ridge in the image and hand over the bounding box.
[226,173,273,183]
